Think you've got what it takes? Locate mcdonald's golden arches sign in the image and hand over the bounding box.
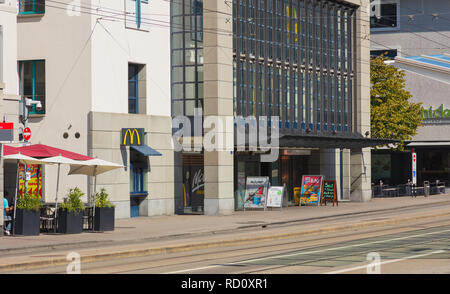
[121,128,144,146]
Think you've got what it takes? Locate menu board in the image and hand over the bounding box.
[244,177,270,209]
[267,186,285,208]
[321,180,338,206]
[300,175,324,206]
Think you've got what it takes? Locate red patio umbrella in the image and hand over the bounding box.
[12,144,93,161]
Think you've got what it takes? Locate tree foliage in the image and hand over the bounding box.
[370,56,422,151]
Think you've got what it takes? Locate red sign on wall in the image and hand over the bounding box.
[23,127,31,141]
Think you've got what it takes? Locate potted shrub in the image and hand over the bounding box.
[15,193,43,236]
[57,187,85,234]
[94,188,115,232]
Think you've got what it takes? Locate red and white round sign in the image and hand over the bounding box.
[23,127,31,141]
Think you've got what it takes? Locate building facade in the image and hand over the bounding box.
[370,0,450,188]
[171,0,385,216]
[1,0,20,229]
[14,0,173,218]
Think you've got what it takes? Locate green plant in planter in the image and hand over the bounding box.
[60,187,86,213]
[17,193,43,211]
[95,188,115,208]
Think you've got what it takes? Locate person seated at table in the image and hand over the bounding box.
[3,192,13,236]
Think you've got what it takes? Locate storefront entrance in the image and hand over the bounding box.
[182,154,204,214]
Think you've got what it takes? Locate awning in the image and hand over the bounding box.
[4,144,93,160]
[280,133,399,150]
[131,145,162,156]
[407,141,450,147]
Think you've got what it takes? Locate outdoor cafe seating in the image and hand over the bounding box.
[372,181,446,198]
[39,203,94,233]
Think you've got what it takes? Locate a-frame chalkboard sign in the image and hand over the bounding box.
[321,180,338,206]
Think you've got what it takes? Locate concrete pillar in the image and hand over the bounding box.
[350,148,372,202]
[203,1,234,215]
[350,0,372,201]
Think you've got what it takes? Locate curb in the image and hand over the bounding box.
[2,208,450,272]
[3,198,450,257]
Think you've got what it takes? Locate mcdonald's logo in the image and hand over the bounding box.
[121,128,144,146]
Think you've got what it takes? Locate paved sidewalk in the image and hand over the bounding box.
[2,194,450,254]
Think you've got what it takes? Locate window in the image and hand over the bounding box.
[19,60,45,115]
[128,63,146,114]
[18,0,45,15]
[370,0,399,30]
[371,49,398,59]
[125,0,149,30]
[130,149,148,195]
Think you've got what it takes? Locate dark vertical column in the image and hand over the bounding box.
[319,0,324,134]
[333,4,338,132]
[236,0,242,116]
[347,8,353,134]
[245,0,250,118]
[340,6,345,133]
[353,7,358,134]
[312,0,317,134]
[264,0,270,119]
[289,0,295,133]
[304,0,310,131]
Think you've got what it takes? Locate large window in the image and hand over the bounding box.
[19,60,45,115]
[18,0,45,15]
[171,0,204,118]
[232,0,357,135]
[370,0,399,30]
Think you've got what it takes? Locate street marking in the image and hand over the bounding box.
[324,250,445,274]
[163,228,450,274]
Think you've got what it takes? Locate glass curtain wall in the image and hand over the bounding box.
[171,0,204,118]
[233,0,357,136]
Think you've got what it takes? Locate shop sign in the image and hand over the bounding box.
[244,177,270,210]
[412,152,417,185]
[321,180,338,206]
[121,128,144,146]
[267,186,288,210]
[421,105,450,124]
[300,175,324,206]
[0,122,14,142]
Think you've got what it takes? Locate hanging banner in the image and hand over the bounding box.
[300,175,324,206]
[18,164,42,198]
[244,176,270,210]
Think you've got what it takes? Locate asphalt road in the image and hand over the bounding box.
[10,215,450,274]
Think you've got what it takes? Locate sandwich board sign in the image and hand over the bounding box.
[244,176,270,210]
[267,185,288,211]
[321,180,338,206]
[300,175,324,206]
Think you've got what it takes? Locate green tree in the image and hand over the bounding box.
[370,56,422,151]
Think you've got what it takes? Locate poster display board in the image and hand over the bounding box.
[19,164,42,197]
[321,180,338,206]
[244,177,270,210]
[267,186,287,210]
[300,175,324,206]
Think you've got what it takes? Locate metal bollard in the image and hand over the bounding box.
[424,181,430,197]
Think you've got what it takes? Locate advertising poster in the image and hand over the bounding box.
[267,186,285,208]
[244,176,270,209]
[300,175,324,206]
[18,164,42,197]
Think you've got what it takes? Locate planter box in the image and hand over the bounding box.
[94,207,115,232]
[15,209,40,236]
[57,209,83,234]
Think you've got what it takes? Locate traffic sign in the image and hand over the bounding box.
[23,127,31,141]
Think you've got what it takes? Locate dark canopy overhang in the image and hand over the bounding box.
[280,133,399,150]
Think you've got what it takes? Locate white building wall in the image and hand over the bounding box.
[17,2,93,203]
[90,0,171,117]
[0,0,19,97]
